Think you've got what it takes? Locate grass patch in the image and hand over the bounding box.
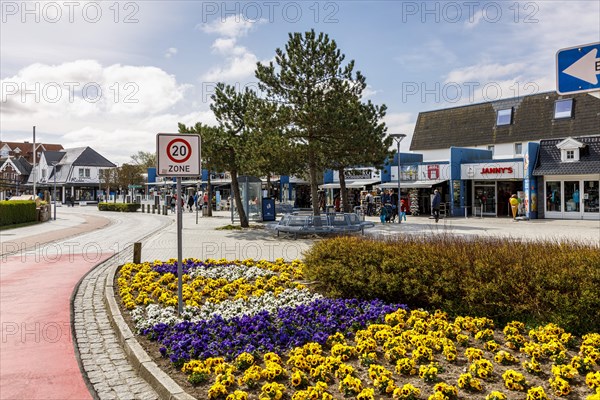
[216,224,266,230]
[0,220,41,231]
[216,224,243,230]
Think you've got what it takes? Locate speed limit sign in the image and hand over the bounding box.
[156,133,201,176]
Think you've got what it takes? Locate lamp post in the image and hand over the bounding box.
[51,161,58,220]
[389,134,406,223]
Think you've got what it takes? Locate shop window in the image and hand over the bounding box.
[514,143,522,154]
[564,181,580,212]
[583,181,599,213]
[554,99,573,119]
[496,108,512,126]
[546,181,561,212]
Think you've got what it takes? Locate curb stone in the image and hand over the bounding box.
[104,261,197,400]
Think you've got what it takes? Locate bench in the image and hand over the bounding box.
[270,212,374,238]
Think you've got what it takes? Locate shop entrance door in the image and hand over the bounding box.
[473,182,496,216]
[497,181,523,217]
[583,180,599,216]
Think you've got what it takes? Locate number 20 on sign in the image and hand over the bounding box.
[156,133,201,176]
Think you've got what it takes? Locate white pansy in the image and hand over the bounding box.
[187,264,275,281]
[131,288,322,332]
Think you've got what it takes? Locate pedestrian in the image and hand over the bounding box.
[170,195,176,213]
[400,198,408,222]
[366,192,374,216]
[187,193,194,212]
[431,189,441,223]
[509,194,519,220]
[379,203,388,224]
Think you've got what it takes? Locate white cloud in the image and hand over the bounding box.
[198,14,268,83]
[0,60,213,164]
[383,113,416,151]
[444,63,526,84]
[361,85,378,99]
[198,14,263,38]
[1,60,191,117]
[165,47,178,58]
[202,49,259,82]
[464,8,485,29]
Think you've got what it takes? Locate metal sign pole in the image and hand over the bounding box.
[176,177,183,315]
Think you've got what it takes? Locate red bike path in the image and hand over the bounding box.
[1,215,111,400]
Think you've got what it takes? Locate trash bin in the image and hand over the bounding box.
[262,198,276,221]
[202,205,209,216]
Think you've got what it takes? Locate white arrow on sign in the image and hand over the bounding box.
[563,48,600,85]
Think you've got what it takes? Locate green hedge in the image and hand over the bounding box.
[302,235,600,335]
[97,202,141,212]
[0,200,37,226]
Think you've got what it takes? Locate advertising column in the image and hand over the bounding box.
[523,143,540,219]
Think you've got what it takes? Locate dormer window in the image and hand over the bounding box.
[496,108,513,126]
[556,137,584,163]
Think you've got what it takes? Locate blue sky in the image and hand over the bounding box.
[1,1,599,164]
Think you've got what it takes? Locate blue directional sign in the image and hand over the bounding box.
[556,42,600,94]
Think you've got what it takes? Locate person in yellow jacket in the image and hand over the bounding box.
[509,194,519,220]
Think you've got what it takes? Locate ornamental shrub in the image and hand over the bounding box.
[98,202,141,212]
[0,200,36,226]
[302,235,600,334]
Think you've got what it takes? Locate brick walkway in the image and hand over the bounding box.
[74,256,159,400]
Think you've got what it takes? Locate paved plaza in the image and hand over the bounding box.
[0,206,598,399]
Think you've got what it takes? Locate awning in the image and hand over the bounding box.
[377,180,447,189]
[320,179,380,189]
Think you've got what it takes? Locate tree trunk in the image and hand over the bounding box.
[231,171,249,227]
[338,167,351,213]
[266,174,271,197]
[308,151,320,216]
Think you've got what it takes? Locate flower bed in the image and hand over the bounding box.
[119,258,600,400]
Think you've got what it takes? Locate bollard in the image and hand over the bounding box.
[133,242,142,264]
[152,205,155,214]
[142,204,145,213]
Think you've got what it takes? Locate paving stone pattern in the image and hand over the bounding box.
[74,257,160,400]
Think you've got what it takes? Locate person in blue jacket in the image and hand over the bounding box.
[431,189,441,223]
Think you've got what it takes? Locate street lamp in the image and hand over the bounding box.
[51,161,58,220]
[389,134,406,223]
